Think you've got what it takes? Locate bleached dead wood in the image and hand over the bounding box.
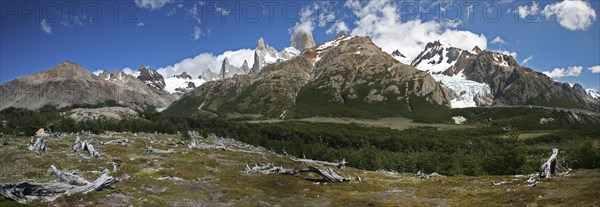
[146,147,175,154]
[82,141,100,158]
[28,137,46,154]
[100,138,129,146]
[0,165,117,204]
[523,176,538,187]
[283,150,347,168]
[188,139,226,151]
[244,163,353,183]
[305,166,353,182]
[539,148,558,178]
[416,171,444,179]
[71,136,82,152]
[187,131,201,138]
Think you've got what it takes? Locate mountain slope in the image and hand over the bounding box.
[0,61,177,111]
[163,35,452,119]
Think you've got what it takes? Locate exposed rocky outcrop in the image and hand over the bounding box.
[137,66,166,91]
[199,69,220,81]
[219,58,246,79]
[174,72,192,79]
[290,29,316,51]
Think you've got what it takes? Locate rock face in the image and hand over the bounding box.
[137,66,166,91]
[290,29,316,51]
[219,58,246,79]
[199,69,220,81]
[163,35,452,118]
[0,61,177,111]
[240,60,250,73]
[174,72,192,79]
[251,37,300,75]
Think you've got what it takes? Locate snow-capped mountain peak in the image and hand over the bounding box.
[586,88,600,99]
[411,40,472,74]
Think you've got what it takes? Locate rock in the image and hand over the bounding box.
[290,29,316,51]
[174,72,192,79]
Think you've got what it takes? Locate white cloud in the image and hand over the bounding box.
[543,66,583,78]
[216,6,230,16]
[522,55,534,65]
[589,65,600,73]
[137,22,145,27]
[156,49,255,78]
[346,0,487,64]
[291,1,337,35]
[40,19,52,34]
[192,26,202,40]
[515,1,539,19]
[542,0,597,31]
[326,20,349,35]
[135,0,171,10]
[491,36,507,45]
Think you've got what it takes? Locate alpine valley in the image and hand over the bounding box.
[1,23,600,207]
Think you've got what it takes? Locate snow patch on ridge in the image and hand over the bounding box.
[313,35,354,65]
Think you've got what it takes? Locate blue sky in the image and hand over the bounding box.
[1,0,599,90]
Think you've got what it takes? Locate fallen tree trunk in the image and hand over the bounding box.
[283,150,347,168]
[303,166,352,182]
[146,147,175,154]
[539,148,558,178]
[28,137,46,154]
[245,163,353,183]
[0,165,117,204]
[100,138,129,146]
[415,171,444,179]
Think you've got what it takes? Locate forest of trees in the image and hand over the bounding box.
[1,107,598,176]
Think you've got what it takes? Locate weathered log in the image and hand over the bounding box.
[146,147,175,154]
[71,136,82,152]
[82,141,100,158]
[244,163,352,183]
[303,166,352,182]
[245,163,300,176]
[0,165,117,204]
[283,150,347,168]
[100,138,129,146]
[416,171,444,179]
[28,137,46,154]
[49,165,89,186]
[539,148,558,178]
[523,176,538,187]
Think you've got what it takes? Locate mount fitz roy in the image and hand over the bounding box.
[1,29,598,116]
